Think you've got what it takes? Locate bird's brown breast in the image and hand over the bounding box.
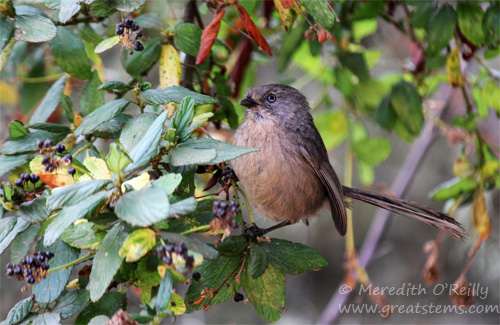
[232,117,327,223]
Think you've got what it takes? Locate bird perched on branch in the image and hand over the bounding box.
[231,84,466,239]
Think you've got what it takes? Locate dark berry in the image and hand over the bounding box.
[55,144,65,153]
[232,220,239,229]
[21,259,27,265]
[14,179,24,188]
[131,23,139,31]
[24,268,32,276]
[174,245,183,254]
[46,252,54,259]
[156,246,166,254]
[124,18,133,25]
[34,259,41,268]
[37,140,44,150]
[6,268,14,277]
[41,156,50,165]
[21,173,30,182]
[64,154,72,163]
[213,201,220,208]
[68,167,76,176]
[44,139,53,148]
[116,27,124,35]
[6,263,12,268]
[234,292,244,302]
[14,266,22,275]
[37,255,45,263]
[192,272,201,281]
[30,174,40,184]
[136,30,143,38]
[217,208,225,217]
[128,50,134,56]
[165,245,174,253]
[27,275,35,284]
[220,202,228,209]
[26,256,34,266]
[134,41,144,51]
[162,255,172,265]
[41,263,49,271]
[44,164,52,172]
[186,261,193,269]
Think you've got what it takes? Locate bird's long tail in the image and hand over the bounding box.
[342,186,466,239]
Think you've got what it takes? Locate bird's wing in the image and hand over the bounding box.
[299,146,347,235]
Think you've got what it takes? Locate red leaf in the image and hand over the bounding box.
[196,9,225,65]
[282,0,294,9]
[236,4,272,56]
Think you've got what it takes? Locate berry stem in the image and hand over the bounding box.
[236,187,255,225]
[180,225,211,236]
[47,252,96,274]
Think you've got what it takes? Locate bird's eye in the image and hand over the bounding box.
[267,94,276,102]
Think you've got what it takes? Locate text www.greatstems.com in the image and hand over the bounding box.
[339,303,500,318]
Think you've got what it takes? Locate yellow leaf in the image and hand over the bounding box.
[473,188,491,236]
[66,279,79,290]
[273,0,299,32]
[159,44,181,116]
[119,228,157,262]
[73,111,83,127]
[446,48,462,87]
[167,293,187,315]
[121,172,150,192]
[30,155,75,188]
[0,81,19,106]
[83,157,111,180]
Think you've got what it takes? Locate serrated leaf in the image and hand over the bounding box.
[59,0,81,23]
[32,312,61,325]
[0,154,30,178]
[259,238,328,274]
[47,179,111,211]
[389,81,423,136]
[8,120,27,140]
[87,223,128,302]
[10,224,40,264]
[62,222,106,250]
[430,177,477,201]
[6,297,34,325]
[29,75,68,124]
[98,80,134,91]
[134,13,162,29]
[103,0,145,11]
[43,191,110,246]
[90,0,116,17]
[80,70,104,115]
[151,173,182,196]
[0,217,29,255]
[115,188,170,227]
[169,146,216,166]
[52,289,90,319]
[49,26,91,79]
[427,4,456,56]
[14,12,57,42]
[33,238,79,304]
[140,86,217,106]
[156,269,173,313]
[123,39,162,79]
[0,217,16,244]
[119,113,156,152]
[94,35,120,53]
[74,99,130,137]
[0,130,66,154]
[19,193,50,222]
[168,197,197,217]
[174,23,201,57]
[249,243,269,278]
[241,263,285,323]
[106,143,131,175]
[75,292,126,323]
[124,111,168,173]
[457,2,485,46]
[119,228,156,262]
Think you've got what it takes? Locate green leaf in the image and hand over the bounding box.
[61,94,74,123]
[351,0,386,20]
[106,143,132,175]
[87,223,128,302]
[124,111,168,173]
[52,289,90,319]
[62,221,106,250]
[123,39,162,79]
[166,293,186,316]
[135,255,161,287]
[14,10,57,42]
[0,217,29,255]
[140,86,217,105]
[0,154,30,178]
[472,86,489,119]
[80,70,104,115]
[115,188,170,227]
[482,80,500,112]
[357,160,375,186]
[457,2,485,46]
[59,0,81,23]
[185,255,241,312]
[91,113,132,139]
[426,4,456,56]
[300,0,336,30]
[163,232,218,260]
[353,137,392,166]
[172,97,195,142]
[411,2,434,28]
[103,0,145,11]
[119,228,156,262]
[119,113,156,153]
[218,236,248,257]
[430,177,477,201]
[314,110,347,149]
[32,312,61,325]
[338,52,370,82]
[389,81,423,136]
[33,238,79,304]
[134,13,162,29]
[259,238,328,275]
[168,197,198,217]
[94,35,120,53]
[28,123,71,134]
[174,23,201,56]
[151,173,182,196]
[156,269,173,313]
[10,224,40,264]
[29,75,68,123]
[171,138,259,166]
[49,26,92,79]
[43,191,110,246]
[483,2,500,48]
[99,80,134,91]
[241,263,285,323]
[19,193,50,222]
[8,120,28,140]
[78,23,103,46]
[374,95,397,131]
[90,0,116,17]
[0,37,15,74]
[5,297,34,325]
[249,243,269,279]
[75,292,127,324]
[74,99,130,137]
[0,14,14,50]
[46,179,111,211]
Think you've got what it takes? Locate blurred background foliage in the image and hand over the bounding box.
[0,0,499,323]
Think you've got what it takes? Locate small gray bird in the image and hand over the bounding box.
[232,84,466,239]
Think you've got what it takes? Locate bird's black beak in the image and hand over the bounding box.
[239,97,259,108]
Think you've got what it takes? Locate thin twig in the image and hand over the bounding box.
[324,0,340,22]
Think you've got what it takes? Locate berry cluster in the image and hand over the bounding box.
[116,18,144,55]
[156,242,195,270]
[5,251,54,286]
[14,173,39,189]
[37,139,75,175]
[210,201,240,241]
